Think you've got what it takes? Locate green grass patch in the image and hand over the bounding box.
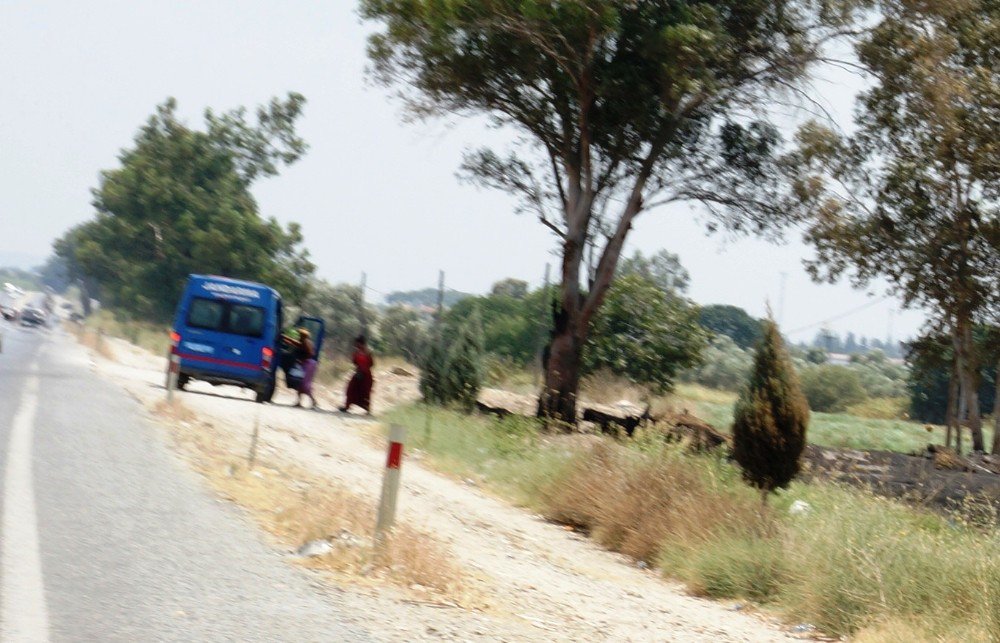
[670,389,950,454]
[383,404,575,506]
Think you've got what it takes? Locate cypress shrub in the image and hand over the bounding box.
[419,335,449,404]
[444,307,484,409]
[732,319,809,500]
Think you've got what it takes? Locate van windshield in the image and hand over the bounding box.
[187,298,265,338]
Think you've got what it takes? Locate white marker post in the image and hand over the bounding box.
[166,353,180,403]
[247,411,261,470]
[374,424,406,548]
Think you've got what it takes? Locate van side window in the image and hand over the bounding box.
[188,298,225,331]
[228,304,265,338]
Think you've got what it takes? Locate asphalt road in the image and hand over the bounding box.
[0,321,369,642]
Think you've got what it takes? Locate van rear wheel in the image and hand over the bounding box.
[255,377,275,404]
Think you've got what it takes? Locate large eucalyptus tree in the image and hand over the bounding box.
[361,0,862,424]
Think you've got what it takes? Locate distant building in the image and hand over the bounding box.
[827,352,852,366]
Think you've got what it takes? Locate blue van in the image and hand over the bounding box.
[168,275,324,403]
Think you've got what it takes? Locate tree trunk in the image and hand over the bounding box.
[953,316,984,452]
[956,382,966,455]
[537,327,583,428]
[945,356,959,449]
[992,359,1000,454]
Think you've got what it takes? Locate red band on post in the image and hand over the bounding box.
[386,442,403,469]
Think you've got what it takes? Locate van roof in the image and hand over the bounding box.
[187,274,279,302]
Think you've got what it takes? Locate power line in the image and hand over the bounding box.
[784,295,892,336]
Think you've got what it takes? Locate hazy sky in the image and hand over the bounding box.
[0,1,926,343]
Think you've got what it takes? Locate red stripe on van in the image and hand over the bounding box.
[176,352,263,372]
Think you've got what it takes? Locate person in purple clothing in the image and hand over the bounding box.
[293,328,319,410]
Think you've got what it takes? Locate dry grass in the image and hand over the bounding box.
[213,462,463,597]
[579,370,647,405]
[82,310,170,356]
[151,398,196,423]
[68,323,117,361]
[540,440,771,564]
[160,409,466,601]
[390,403,1000,640]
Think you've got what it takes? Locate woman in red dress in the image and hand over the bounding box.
[341,335,374,413]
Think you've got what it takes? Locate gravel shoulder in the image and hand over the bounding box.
[90,333,804,642]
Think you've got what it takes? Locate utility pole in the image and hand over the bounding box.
[886,307,895,355]
[435,270,445,325]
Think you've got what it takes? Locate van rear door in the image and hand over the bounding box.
[181,296,269,379]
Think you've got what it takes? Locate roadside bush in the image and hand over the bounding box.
[782,485,1000,639]
[541,441,772,563]
[800,364,867,413]
[683,536,787,602]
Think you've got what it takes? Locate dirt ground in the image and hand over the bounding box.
[804,446,1000,514]
[79,332,811,642]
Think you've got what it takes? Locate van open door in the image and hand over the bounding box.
[279,316,326,395]
[295,316,325,357]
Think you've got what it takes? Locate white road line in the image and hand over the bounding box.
[2,365,51,642]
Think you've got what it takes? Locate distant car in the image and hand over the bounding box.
[21,307,46,327]
[0,305,15,321]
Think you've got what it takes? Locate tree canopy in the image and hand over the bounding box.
[361,0,864,424]
[697,304,763,350]
[617,249,689,295]
[583,274,707,393]
[56,96,313,321]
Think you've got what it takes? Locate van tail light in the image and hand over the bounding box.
[169,331,181,354]
[261,346,274,370]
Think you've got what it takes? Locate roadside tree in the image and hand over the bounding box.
[799,364,867,413]
[490,278,529,299]
[788,1,1000,450]
[301,281,379,355]
[445,307,486,409]
[56,96,313,321]
[361,0,863,426]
